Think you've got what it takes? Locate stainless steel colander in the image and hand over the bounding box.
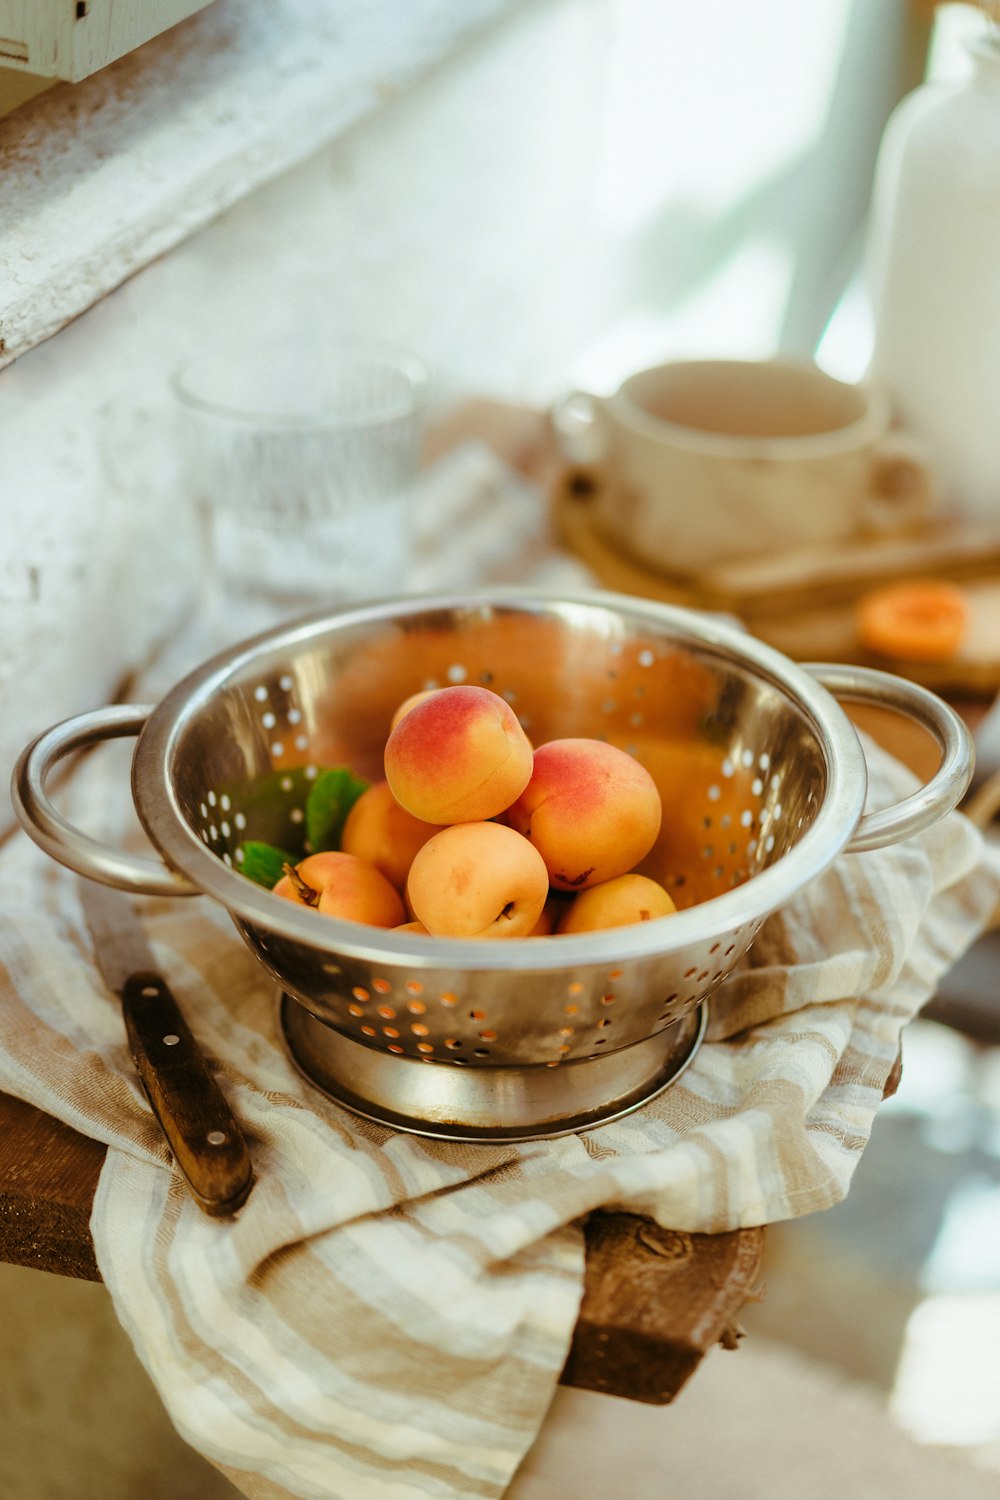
[12,590,973,1139]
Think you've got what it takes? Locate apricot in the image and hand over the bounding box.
[556,873,676,934]
[856,579,968,662]
[273,851,404,928]
[406,821,549,938]
[395,919,431,935]
[384,684,533,824]
[340,780,442,890]
[505,738,661,891]
[389,688,442,731]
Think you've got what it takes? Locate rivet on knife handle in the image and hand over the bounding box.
[122,971,253,1216]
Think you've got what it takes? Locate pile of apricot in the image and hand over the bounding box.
[274,684,675,938]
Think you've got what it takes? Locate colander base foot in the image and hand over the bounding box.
[278,995,708,1141]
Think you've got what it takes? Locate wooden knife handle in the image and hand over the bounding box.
[121,971,253,1216]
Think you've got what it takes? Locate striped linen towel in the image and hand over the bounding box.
[1,728,998,1499]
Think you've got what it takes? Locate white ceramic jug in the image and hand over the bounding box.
[867,21,1000,524]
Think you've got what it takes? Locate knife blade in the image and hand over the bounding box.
[79,878,254,1217]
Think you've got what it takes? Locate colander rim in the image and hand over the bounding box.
[131,588,868,970]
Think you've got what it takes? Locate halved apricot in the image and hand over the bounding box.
[856,580,968,663]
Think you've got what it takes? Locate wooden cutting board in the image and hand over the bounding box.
[552,468,1000,696]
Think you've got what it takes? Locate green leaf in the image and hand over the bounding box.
[222,767,318,854]
[239,840,299,889]
[305,767,370,853]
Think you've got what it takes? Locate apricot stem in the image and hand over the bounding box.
[282,862,319,907]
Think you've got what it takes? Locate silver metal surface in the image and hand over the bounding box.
[803,664,975,852]
[9,588,976,1131]
[279,993,708,1140]
[78,875,165,993]
[11,705,198,896]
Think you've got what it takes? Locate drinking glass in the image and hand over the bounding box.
[172,339,429,638]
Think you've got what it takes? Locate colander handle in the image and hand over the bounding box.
[803,664,975,853]
[11,705,200,898]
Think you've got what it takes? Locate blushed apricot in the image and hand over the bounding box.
[273,851,404,928]
[384,684,533,824]
[505,738,661,891]
[389,688,442,731]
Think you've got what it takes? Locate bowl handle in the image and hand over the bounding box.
[11,705,200,897]
[802,664,975,853]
